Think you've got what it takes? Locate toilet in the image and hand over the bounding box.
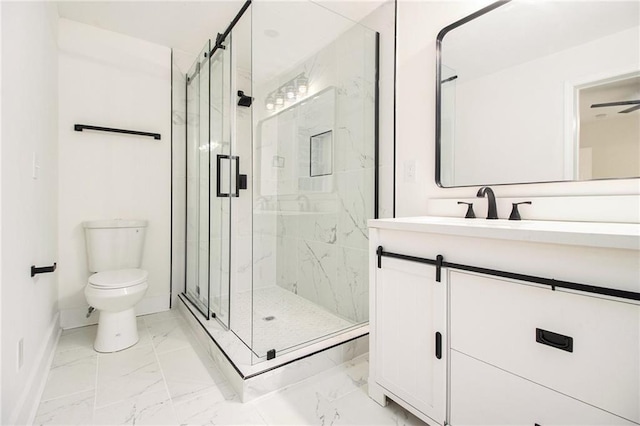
[83,219,149,353]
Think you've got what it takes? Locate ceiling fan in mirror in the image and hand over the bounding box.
[590,100,640,114]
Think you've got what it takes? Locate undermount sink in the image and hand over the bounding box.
[368,216,640,250]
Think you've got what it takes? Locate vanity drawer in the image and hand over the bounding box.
[450,350,637,426]
[449,270,640,422]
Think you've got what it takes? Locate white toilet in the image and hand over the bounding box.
[83,219,149,353]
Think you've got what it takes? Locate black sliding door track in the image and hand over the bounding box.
[376,246,640,302]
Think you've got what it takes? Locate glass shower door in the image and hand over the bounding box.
[250,1,378,361]
[185,41,212,317]
[209,39,232,327]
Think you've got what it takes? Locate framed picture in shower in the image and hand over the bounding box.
[310,130,333,177]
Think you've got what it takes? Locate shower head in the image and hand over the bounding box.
[237,90,253,107]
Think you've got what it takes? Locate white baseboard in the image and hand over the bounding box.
[60,293,171,330]
[135,293,171,316]
[10,312,61,426]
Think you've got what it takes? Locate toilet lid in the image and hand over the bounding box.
[89,269,148,289]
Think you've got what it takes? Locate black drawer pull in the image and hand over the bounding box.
[536,328,573,353]
[435,332,442,359]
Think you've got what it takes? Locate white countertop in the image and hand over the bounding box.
[368,216,640,250]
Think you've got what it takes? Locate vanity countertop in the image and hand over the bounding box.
[368,216,640,251]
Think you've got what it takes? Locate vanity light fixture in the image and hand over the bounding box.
[265,95,275,111]
[275,91,284,106]
[264,73,308,112]
[285,85,296,100]
[296,76,308,94]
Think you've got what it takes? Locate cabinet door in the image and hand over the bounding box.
[374,257,446,424]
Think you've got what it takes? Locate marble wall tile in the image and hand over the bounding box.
[335,247,369,322]
[275,236,299,293]
[296,239,338,312]
[252,234,277,289]
[336,169,374,250]
[34,389,94,426]
[297,213,339,244]
[276,212,299,237]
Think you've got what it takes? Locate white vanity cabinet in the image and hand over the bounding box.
[368,253,447,425]
[368,217,640,426]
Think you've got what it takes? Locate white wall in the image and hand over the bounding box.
[58,19,172,328]
[581,114,640,179]
[451,26,639,186]
[1,2,60,423]
[395,1,640,220]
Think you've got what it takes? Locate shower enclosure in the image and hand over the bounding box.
[183,0,378,365]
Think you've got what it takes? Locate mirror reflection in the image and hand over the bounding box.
[437,1,640,187]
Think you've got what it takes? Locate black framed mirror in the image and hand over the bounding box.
[436,1,640,188]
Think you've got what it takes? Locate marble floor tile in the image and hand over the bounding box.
[175,392,267,426]
[141,309,180,325]
[305,355,369,402]
[157,344,231,404]
[95,344,165,408]
[253,382,334,425]
[36,314,428,426]
[146,316,193,354]
[40,349,97,401]
[33,390,95,426]
[56,325,98,356]
[136,317,152,347]
[93,389,177,425]
[333,385,425,426]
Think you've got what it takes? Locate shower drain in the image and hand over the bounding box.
[263,315,276,321]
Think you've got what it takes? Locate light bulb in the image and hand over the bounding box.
[286,85,296,100]
[275,92,284,105]
[265,95,275,111]
[296,76,308,94]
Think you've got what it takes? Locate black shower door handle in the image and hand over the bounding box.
[217,154,246,197]
[216,154,231,197]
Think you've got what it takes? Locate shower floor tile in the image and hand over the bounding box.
[231,286,356,356]
[34,311,426,426]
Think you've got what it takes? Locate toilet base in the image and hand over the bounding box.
[94,308,139,353]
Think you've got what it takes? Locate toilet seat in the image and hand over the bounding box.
[88,268,148,289]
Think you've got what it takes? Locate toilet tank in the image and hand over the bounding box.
[83,219,148,272]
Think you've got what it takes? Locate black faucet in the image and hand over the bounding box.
[476,186,498,219]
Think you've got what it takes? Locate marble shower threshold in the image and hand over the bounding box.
[177,293,369,401]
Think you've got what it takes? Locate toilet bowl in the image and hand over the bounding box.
[83,219,149,353]
[85,268,148,352]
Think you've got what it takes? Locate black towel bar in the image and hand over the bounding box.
[74,124,161,140]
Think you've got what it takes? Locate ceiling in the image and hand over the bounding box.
[56,0,385,72]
